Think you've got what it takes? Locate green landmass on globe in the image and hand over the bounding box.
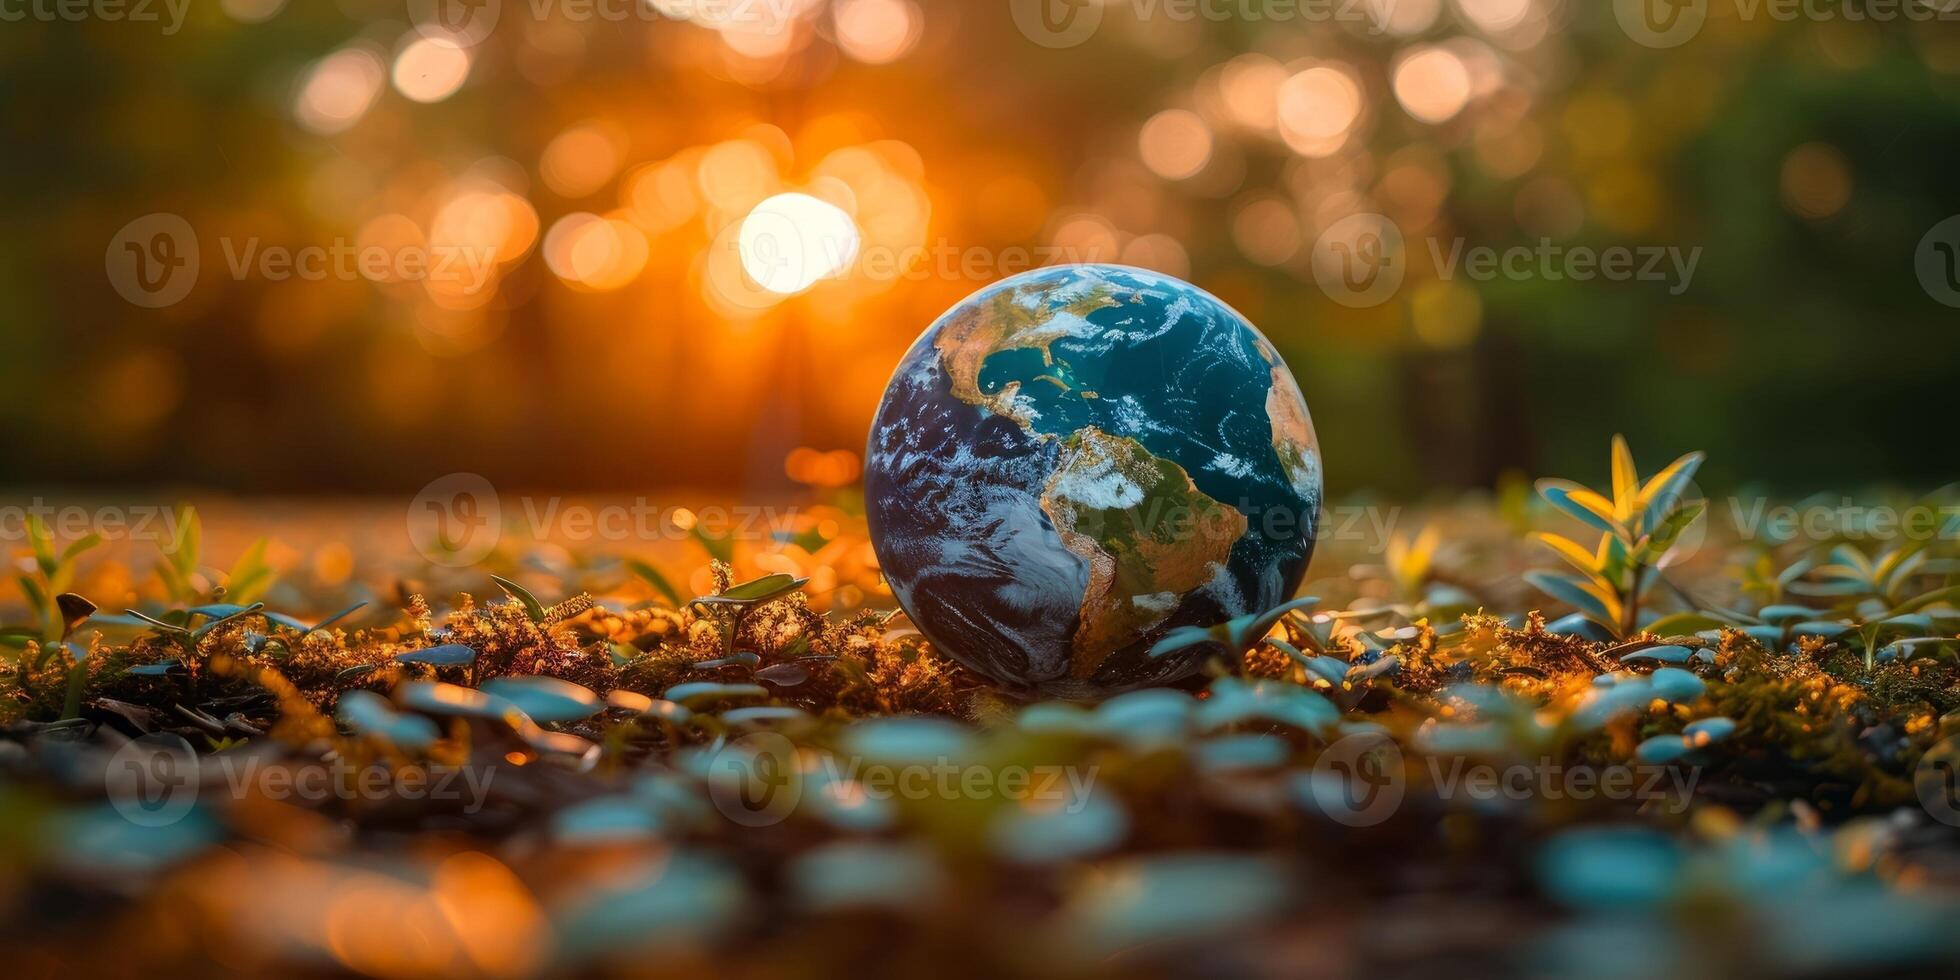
[865,264,1322,697]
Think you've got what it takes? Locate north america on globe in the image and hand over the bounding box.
[865,264,1322,697]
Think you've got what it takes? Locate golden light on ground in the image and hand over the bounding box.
[540,122,625,199]
[392,35,473,104]
[738,192,862,294]
[833,0,922,64]
[1780,142,1853,219]
[1393,47,1473,124]
[293,46,385,135]
[1138,109,1214,181]
[1277,66,1364,157]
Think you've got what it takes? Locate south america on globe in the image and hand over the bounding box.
[864,264,1322,698]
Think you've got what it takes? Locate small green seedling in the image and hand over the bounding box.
[1528,435,1704,638]
[689,573,808,658]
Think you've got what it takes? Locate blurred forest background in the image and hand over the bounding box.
[1,0,1956,500]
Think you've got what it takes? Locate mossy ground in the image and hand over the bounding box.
[2,495,1957,978]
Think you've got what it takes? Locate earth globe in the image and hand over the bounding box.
[864,264,1322,698]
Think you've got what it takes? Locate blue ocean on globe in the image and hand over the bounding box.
[864,264,1322,698]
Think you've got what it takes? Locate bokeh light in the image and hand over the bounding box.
[833,0,923,64]
[738,192,862,294]
[392,35,473,104]
[294,47,385,135]
[1277,66,1365,157]
[1138,109,1214,181]
[1393,47,1473,125]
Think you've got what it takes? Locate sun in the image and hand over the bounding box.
[737,192,862,295]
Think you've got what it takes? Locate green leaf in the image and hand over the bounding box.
[627,559,682,607]
[60,643,88,721]
[223,538,276,605]
[1525,570,1620,629]
[17,575,47,615]
[689,524,733,564]
[1532,532,1601,576]
[1538,481,1619,534]
[1891,585,1960,616]
[311,601,369,632]
[695,573,806,608]
[1148,625,1218,659]
[492,575,549,623]
[1643,612,1731,635]
[1610,435,1639,519]
[26,514,56,577]
[189,603,265,641]
[1636,452,1703,536]
[166,506,202,583]
[1229,595,1322,649]
[1875,545,1928,599]
[480,676,604,724]
[122,609,190,635]
[395,643,477,666]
